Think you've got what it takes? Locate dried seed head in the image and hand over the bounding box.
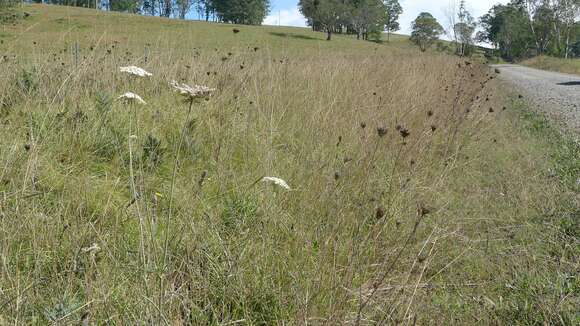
[377,127,387,137]
[417,204,431,217]
[375,206,385,219]
[198,170,207,187]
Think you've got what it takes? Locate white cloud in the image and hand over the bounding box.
[264,7,307,27]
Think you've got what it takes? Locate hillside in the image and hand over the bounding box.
[0,4,577,324]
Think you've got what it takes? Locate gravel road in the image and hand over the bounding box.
[492,64,580,134]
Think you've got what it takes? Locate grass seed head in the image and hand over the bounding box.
[377,127,387,137]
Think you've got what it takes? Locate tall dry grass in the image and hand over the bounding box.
[0,4,577,324]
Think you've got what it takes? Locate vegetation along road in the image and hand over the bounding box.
[493,64,580,134]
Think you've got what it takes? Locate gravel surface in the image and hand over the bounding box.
[492,64,580,134]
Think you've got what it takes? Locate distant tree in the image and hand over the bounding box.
[176,0,193,19]
[348,0,385,40]
[410,12,444,51]
[313,0,347,40]
[212,0,269,25]
[298,0,321,30]
[45,0,98,8]
[194,0,214,21]
[531,2,556,55]
[477,2,535,60]
[557,0,580,58]
[0,0,20,8]
[108,0,140,13]
[453,0,476,56]
[383,0,402,42]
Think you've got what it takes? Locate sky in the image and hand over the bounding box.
[263,0,510,36]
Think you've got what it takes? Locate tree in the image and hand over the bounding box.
[299,0,321,31]
[383,0,402,42]
[108,0,140,13]
[477,2,536,60]
[453,0,476,56]
[0,0,20,8]
[308,0,347,40]
[212,0,269,25]
[348,0,385,40]
[194,0,214,21]
[176,0,193,19]
[410,12,444,51]
[557,0,580,58]
[45,0,98,9]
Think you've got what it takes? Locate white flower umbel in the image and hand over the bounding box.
[118,92,147,105]
[119,66,153,77]
[170,80,215,101]
[82,243,101,253]
[262,177,291,190]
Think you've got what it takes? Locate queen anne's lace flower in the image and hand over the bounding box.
[82,243,101,253]
[119,66,153,77]
[170,80,215,100]
[118,92,147,105]
[261,177,291,190]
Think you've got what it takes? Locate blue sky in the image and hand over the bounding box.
[264,1,509,36]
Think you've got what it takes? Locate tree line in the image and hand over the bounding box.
[298,0,402,41]
[477,0,580,59]
[24,0,270,24]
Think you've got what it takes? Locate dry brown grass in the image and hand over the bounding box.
[0,4,577,324]
[521,55,580,75]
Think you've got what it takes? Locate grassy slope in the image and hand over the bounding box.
[522,55,580,75]
[0,4,578,324]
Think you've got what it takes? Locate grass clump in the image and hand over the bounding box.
[521,55,580,75]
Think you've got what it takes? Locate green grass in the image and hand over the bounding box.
[522,55,580,75]
[0,4,578,324]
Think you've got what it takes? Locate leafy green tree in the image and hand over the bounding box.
[45,0,98,8]
[194,0,214,21]
[298,0,321,31]
[410,12,444,51]
[477,2,535,60]
[108,0,140,13]
[212,0,269,25]
[0,0,21,8]
[347,0,385,40]
[383,0,402,42]
[557,0,580,58]
[309,0,348,40]
[453,0,476,56]
[531,2,556,55]
[176,0,193,19]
